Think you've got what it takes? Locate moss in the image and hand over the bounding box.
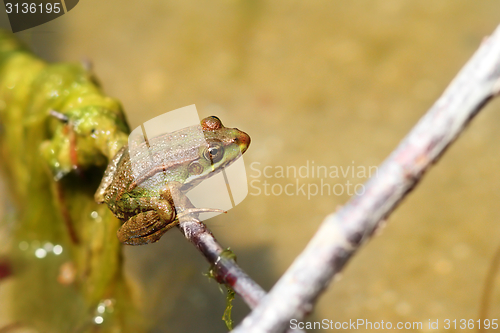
[0,29,145,333]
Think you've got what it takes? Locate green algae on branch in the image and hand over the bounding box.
[0,29,144,332]
[206,248,238,329]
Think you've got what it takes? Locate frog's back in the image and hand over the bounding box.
[102,148,135,203]
[102,144,192,202]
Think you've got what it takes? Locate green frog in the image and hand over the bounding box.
[95,116,250,245]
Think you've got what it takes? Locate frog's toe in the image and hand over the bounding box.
[176,207,227,220]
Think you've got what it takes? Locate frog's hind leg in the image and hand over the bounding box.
[117,211,178,245]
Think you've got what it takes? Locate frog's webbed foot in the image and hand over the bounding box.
[117,211,177,245]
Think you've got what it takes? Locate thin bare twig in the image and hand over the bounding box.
[177,216,304,333]
[232,24,500,333]
[178,216,266,308]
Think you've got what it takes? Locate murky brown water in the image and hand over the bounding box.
[3,0,500,332]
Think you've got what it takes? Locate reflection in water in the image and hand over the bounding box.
[19,241,63,258]
[93,299,115,326]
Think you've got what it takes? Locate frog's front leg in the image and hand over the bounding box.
[166,182,226,220]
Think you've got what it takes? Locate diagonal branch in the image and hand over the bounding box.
[177,216,304,333]
[231,24,500,333]
[177,216,266,309]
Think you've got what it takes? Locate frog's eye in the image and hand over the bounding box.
[201,116,223,131]
[203,142,224,164]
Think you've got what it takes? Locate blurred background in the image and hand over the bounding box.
[2,0,500,332]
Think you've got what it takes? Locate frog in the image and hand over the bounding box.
[94,116,251,245]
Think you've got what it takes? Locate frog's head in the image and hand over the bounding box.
[201,116,250,154]
[183,116,250,189]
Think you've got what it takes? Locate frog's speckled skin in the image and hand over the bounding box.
[95,116,250,245]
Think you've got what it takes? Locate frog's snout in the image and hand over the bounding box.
[235,129,251,154]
